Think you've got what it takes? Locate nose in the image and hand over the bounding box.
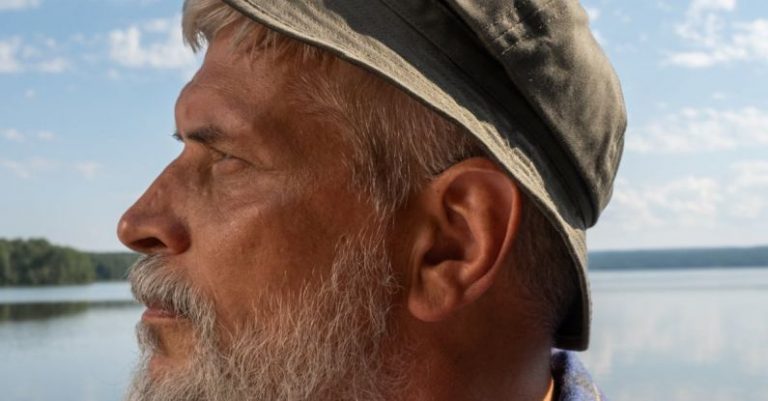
[117,166,191,255]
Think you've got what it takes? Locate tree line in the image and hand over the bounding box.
[590,246,768,270]
[2,237,766,285]
[0,238,138,286]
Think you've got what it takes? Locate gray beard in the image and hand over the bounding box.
[124,225,405,401]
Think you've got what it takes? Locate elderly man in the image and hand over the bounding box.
[117,0,626,400]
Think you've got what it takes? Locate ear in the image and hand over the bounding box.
[406,157,522,322]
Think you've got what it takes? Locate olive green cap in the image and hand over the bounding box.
[216,0,627,351]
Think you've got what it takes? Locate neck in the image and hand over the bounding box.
[394,320,555,401]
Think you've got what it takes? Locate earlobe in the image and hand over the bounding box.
[406,158,522,323]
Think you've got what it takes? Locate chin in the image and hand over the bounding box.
[136,321,196,377]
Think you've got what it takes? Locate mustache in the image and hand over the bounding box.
[128,254,215,330]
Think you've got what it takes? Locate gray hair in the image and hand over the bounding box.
[181,0,576,336]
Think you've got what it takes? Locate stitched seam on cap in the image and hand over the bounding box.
[494,1,597,226]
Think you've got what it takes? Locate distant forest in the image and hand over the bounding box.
[0,238,138,286]
[1,237,767,286]
[590,246,768,270]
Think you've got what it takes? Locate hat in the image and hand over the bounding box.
[217,0,627,351]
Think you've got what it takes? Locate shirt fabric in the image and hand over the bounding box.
[551,350,606,401]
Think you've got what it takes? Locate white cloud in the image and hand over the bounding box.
[143,17,172,33]
[0,159,31,178]
[603,180,665,230]
[584,5,601,22]
[592,30,607,46]
[628,107,768,153]
[601,159,768,233]
[603,176,725,231]
[24,88,36,99]
[729,160,768,190]
[106,0,161,5]
[0,37,23,73]
[108,15,197,71]
[106,68,121,80]
[2,128,25,142]
[0,157,56,179]
[648,177,722,218]
[727,193,765,219]
[0,157,104,180]
[667,1,768,67]
[0,0,40,11]
[0,36,73,74]
[689,0,735,15]
[666,51,719,68]
[36,130,55,141]
[35,56,69,73]
[5,17,196,76]
[74,161,102,179]
[582,5,606,45]
[656,1,674,12]
[2,128,57,143]
[612,9,632,24]
[727,161,768,218]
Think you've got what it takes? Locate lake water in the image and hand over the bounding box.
[1,268,767,401]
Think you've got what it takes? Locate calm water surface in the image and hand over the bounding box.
[1,268,767,401]
[583,267,768,401]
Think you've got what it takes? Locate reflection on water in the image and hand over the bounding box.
[581,267,768,401]
[0,271,767,401]
[0,301,137,322]
[0,302,90,321]
[0,282,140,401]
[0,281,134,305]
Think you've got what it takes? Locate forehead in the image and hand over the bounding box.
[174,30,368,188]
[177,32,336,163]
[178,35,286,125]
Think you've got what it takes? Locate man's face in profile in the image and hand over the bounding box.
[118,29,405,401]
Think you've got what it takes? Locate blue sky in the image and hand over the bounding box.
[1,0,766,252]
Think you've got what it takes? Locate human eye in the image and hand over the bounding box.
[209,147,249,175]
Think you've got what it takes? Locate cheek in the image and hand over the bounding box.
[188,182,349,329]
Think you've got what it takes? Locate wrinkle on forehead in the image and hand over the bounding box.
[177,40,298,137]
[175,31,354,181]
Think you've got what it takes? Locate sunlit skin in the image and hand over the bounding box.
[117,31,377,373]
[118,27,555,401]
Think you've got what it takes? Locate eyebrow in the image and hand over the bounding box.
[173,126,225,146]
